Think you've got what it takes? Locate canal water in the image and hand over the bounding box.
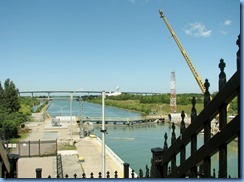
[47,99,238,178]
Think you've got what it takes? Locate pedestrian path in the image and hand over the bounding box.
[75,137,123,178]
[18,112,124,178]
[61,155,84,178]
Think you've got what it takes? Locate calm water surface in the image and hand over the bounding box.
[47,99,238,178]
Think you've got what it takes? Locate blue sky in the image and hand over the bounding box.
[0,0,241,94]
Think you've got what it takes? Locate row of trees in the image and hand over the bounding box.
[105,93,204,105]
[0,79,26,140]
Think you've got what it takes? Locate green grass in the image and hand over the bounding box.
[58,143,77,150]
[8,133,29,143]
[100,99,204,116]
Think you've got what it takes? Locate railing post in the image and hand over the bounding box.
[123,163,129,178]
[180,111,186,177]
[236,34,240,73]
[236,34,240,178]
[190,97,197,177]
[163,133,168,150]
[35,168,42,178]
[203,79,211,177]
[8,154,19,178]
[171,123,176,144]
[150,147,164,178]
[218,59,227,178]
[171,123,176,172]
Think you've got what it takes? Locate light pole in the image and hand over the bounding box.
[55,105,67,116]
[101,88,121,178]
[70,89,82,143]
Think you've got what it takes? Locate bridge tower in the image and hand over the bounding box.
[170,71,177,113]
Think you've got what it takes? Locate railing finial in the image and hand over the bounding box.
[219,59,226,90]
[163,133,168,150]
[82,173,86,178]
[236,34,240,70]
[171,122,176,144]
[139,169,143,178]
[106,171,110,178]
[114,171,118,178]
[145,165,150,178]
[131,169,135,178]
[180,110,186,133]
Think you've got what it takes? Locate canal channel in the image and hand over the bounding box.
[47,99,238,178]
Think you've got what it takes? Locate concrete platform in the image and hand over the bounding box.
[17,114,127,178]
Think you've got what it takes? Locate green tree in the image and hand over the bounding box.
[0,82,4,112]
[0,79,28,140]
[3,79,20,113]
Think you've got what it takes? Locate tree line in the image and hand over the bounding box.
[86,92,238,116]
[102,93,204,105]
[0,79,38,140]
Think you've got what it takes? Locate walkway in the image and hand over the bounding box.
[17,113,124,178]
[75,137,123,178]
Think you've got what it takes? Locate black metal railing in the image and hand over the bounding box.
[150,34,240,178]
[37,162,150,178]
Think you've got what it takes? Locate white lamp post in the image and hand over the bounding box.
[101,88,121,178]
[55,105,67,116]
[70,89,82,143]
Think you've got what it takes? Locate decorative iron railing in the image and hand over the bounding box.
[150,34,240,178]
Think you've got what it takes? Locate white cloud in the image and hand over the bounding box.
[224,20,232,26]
[220,19,232,35]
[221,30,228,35]
[183,22,212,38]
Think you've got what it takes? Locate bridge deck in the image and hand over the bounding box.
[54,116,166,125]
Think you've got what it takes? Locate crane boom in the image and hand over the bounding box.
[159,9,205,94]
